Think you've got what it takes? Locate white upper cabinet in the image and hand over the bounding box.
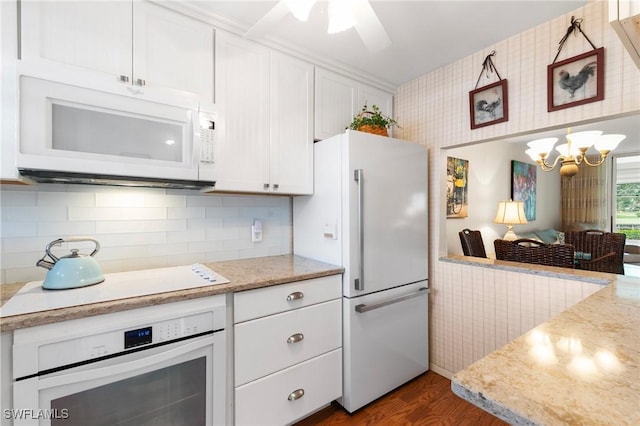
[314,67,393,140]
[314,68,356,141]
[214,32,313,195]
[19,1,213,107]
[269,52,314,195]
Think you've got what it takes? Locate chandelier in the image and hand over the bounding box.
[525,129,626,178]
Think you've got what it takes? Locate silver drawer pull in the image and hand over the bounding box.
[286,291,304,301]
[135,78,146,86]
[287,389,304,401]
[287,333,304,344]
[119,75,130,83]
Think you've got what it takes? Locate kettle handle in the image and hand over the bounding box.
[46,237,101,261]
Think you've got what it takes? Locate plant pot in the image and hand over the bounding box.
[357,125,388,137]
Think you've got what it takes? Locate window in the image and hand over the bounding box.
[613,154,640,242]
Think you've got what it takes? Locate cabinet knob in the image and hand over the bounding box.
[286,333,304,344]
[286,291,304,301]
[135,78,146,87]
[273,184,279,190]
[287,388,305,401]
[119,75,130,83]
[263,183,270,190]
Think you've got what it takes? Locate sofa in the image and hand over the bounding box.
[516,228,561,245]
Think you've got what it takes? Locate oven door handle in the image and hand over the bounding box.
[37,335,216,390]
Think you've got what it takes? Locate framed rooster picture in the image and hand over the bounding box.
[469,79,508,129]
[547,47,604,112]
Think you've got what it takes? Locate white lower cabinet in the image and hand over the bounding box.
[233,275,342,425]
[235,349,342,426]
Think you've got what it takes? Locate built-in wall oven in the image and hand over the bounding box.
[11,296,226,426]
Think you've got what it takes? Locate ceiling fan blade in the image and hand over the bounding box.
[244,0,290,40]
[353,0,391,53]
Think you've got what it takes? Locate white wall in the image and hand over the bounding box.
[395,0,640,377]
[445,139,562,256]
[0,185,292,284]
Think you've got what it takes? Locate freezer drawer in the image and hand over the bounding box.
[341,281,429,412]
[235,348,342,426]
[235,299,342,386]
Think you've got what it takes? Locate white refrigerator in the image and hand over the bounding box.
[293,130,428,413]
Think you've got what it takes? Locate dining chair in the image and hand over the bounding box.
[459,229,487,258]
[565,230,626,274]
[494,238,575,268]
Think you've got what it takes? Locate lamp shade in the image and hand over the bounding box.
[494,200,528,225]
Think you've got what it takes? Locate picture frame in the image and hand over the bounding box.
[446,157,469,218]
[469,79,508,129]
[511,160,536,221]
[547,47,604,112]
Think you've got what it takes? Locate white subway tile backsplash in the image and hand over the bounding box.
[0,191,37,206]
[167,207,206,220]
[69,207,167,221]
[1,185,292,283]
[39,221,96,236]
[38,192,94,207]
[98,232,166,247]
[1,222,38,238]
[2,206,68,222]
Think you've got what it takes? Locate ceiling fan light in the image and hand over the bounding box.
[594,134,626,152]
[566,130,602,150]
[328,0,357,34]
[287,0,316,22]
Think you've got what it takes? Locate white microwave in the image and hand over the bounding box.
[17,76,217,189]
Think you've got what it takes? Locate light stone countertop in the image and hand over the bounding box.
[451,275,640,426]
[0,254,343,332]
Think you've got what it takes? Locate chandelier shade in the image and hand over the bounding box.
[525,129,625,178]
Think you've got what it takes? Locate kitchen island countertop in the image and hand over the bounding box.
[451,275,640,425]
[0,254,343,332]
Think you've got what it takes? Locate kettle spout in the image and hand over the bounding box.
[36,258,55,270]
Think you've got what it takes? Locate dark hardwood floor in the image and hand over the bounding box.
[294,371,507,425]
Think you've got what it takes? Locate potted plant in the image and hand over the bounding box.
[348,104,399,137]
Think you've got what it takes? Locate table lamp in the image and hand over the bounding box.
[494,200,528,241]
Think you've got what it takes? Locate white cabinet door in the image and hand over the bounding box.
[269,53,314,195]
[214,33,313,195]
[133,1,214,107]
[357,83,394,130]
[314,68,357,141]
[20,1,213,106]
[214,32,270,193]
[20,0,132,87]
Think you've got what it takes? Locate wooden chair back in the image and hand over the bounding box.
[459,229,487,258]
[494,238,575,268]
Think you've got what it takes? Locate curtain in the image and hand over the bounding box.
[561,155,608,231]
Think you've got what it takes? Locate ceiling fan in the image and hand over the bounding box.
[244,0,392,53]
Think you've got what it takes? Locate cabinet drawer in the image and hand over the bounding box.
[235,299,341,386]
[234,275,341,323]
[235,348,342,426]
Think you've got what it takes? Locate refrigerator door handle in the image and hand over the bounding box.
[355,287,429,313]
[354,169,364,291]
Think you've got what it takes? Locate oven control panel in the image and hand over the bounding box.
[34,310,216,370]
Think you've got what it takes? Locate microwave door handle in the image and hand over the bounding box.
[36,336,214,390]
[192,111,200,168]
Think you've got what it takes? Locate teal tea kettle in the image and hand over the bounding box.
[36,237,105,290]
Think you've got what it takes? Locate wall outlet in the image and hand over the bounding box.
[251,219,263,242]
